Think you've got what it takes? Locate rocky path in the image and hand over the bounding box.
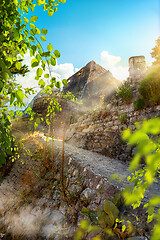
[45,136,160,202]
[0,132,159,239]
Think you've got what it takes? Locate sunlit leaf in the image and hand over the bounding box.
[30,16,38,22]
[23,17,29,24]
[41,28,48,35]
[44,73,49,78]
[16,90,24,102]
[38,79,45,88]
[29,23,36,28]
[15,61,22,70]
[40,35,46,41]
[31,58,39,68]
[55,81,61,88]
[54,49,60,58]
[62,79,67,86]
[36,68,43,77]
[48,9,54,16]
[47,43,53,51]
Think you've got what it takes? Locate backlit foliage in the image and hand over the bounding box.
[123,118,160,240]
[0,0,66,169]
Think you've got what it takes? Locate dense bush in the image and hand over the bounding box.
[139,66,160,105]
[117,84,133,104]
[134,98,146,111]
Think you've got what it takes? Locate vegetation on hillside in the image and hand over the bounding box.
[139,66,160,105]
[117,84,133,104]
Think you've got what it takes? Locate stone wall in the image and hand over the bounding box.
[32,96,84,138]
[65,103,160,162]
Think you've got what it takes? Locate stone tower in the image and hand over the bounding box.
[129,56,146,80]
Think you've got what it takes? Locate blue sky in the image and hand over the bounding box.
[33,0,159,66]
[17,0,160,103]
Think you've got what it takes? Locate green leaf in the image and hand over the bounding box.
[122,225,126,232]
[54,50,60,58]
[48,9,54,16]
[38,79,45,88]
[44,73,49,78]
[98,209,115,228]
[62,79,67,86]
[29,36,35,42]
[16,90,24,102]
[31,58,39,68]
[23,17,29,24]
[37,0,45,6]
[40,36,46,41]
[10,93,15,105]
[36,68,43,77]
[51,56,56,66]
[54,7,58,12]
[30,29,37,36]
[15,61,22,70]
[47,43,53,52]
[46,118,51,125]
[41,28,48,35]
[30,16,38,22]
[103,199,119,219]
[36,28,40,35]
[55,81,61,89]
[37,43,42,50]
[122,128,131,141]
[29,23,36,28]
[150,196,160,206]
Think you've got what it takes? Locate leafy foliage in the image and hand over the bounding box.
[0,0,66,169]
[75,196,131,240]
[122,118,160,240]
[56,90,82,104]
[134,98,146,111]
[139,66,160,105]
[117,84,133,104]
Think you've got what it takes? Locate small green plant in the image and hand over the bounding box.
[134,98,146,111]
[117,84,133,104]
[74,195,131,240]
[57,91,82,104]
[139,66,160,105]
[118,113,128,124]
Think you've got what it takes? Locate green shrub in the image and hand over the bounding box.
[134,98,146,111]
[118,113,128,124]
[117,84,133,104]
[139,66,160,105]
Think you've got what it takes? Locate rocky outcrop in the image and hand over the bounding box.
[32,95,84,138]
[64,60,120,106]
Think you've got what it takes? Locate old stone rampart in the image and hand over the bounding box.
[65,103,160,162]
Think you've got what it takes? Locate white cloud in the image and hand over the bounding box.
[50,63,78,80]
[15,51,78,105]
[100,51,129,81]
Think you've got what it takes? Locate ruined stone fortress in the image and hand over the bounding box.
[128,55,147,80]
[32,55,154,161]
